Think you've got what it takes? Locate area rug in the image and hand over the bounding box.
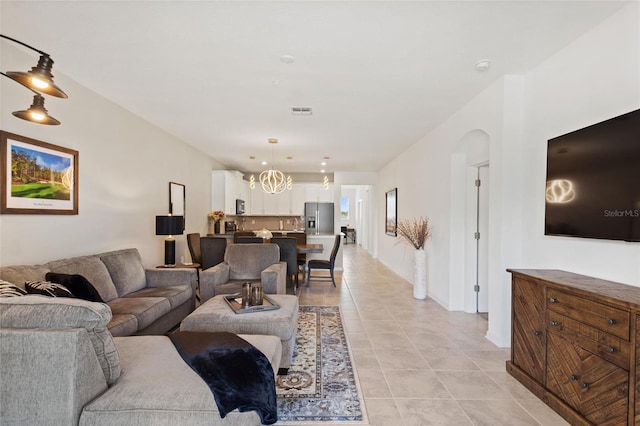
[276,305,367,424]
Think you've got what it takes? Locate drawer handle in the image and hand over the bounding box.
[570,374,578,381]
[549,297,558,303]
[607,347,616,354]
[580,382,589,389]
[550,320,559,327]
[607,318,617,325]
[534,330,541,336]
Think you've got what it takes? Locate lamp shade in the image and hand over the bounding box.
[156,215,184,236]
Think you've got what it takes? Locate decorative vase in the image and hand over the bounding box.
[413,249,427,300]
[214,220,221,234]
[207,221,214,235]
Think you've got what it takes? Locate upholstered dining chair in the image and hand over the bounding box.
[306,234,341,287]
[291,232,307,282]
[270,237,299,290]
[233,231,256,243]
[235,236,264,244]
[186,233,202,265]
[200,236,227,270]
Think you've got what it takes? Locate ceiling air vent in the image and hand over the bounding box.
[291,107,312,116]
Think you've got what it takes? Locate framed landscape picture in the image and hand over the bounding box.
[385,188,397,236]
[1,131,79,215]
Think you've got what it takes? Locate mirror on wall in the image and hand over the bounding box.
[169,182,185,231]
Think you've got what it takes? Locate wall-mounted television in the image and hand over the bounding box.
[544,108,640,242]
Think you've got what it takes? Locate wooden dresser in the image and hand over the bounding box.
[507,269,640,426]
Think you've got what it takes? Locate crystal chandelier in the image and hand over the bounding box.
[259,138,289,194]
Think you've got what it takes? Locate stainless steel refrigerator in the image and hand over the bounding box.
[304,202,334,235]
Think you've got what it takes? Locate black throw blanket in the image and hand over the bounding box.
[169,331,277,425]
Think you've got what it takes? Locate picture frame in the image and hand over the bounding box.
[169,181,186,231]
[1,131,78,215]
[385,188,397,236]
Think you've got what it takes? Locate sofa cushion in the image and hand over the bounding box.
[108,314,139,337]
[123,284,192,310]
[0,280,27,297]
[45,272,105,303]
[0,295,121,385]
[80,335,280,426]
[25,280,75,298]
[107,297,171,331]
[99,249,147,297]
[0,264,51,290]
[47,256,119,302]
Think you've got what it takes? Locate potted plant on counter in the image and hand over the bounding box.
[396,216,432,299]
[208,210,225,234]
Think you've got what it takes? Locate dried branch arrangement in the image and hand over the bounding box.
[396,216,432,250]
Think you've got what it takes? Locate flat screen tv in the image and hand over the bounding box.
[545,108,640,242]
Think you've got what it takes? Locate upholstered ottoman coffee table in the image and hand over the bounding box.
[181,294,298,374]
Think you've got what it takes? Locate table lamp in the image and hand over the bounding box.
[156,215,184,267]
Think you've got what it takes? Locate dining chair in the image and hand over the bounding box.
[186,233,202,265]
[306,234,341,287]
[291,232,307,282]
[235,236,264,244]
[200,236,227,270]
[270,237,299,291]
[233,231,256,243]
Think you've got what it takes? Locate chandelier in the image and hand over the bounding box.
[259,138,291,194]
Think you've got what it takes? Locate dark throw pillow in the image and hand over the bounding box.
[45,272,105,303]
[25,280,75,298]
[0,280,27,297]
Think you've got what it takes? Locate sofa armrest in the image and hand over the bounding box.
[199,263,230,303]
[0,328,107,425]
[145,268,197,292]
[261,261,286,294]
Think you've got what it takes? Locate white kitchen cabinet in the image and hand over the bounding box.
[211,170,245,215]
[304,183,334,202]
[290,185,305,215]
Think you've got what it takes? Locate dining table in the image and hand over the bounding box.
[296,243,324,254]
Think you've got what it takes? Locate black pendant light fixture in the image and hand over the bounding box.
[1,34,68,125]
[12,93,61,125]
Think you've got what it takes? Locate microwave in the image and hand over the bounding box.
[235,199,245,215]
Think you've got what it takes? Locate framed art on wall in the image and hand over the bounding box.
[385,188,397,236]
[1,131,79,215]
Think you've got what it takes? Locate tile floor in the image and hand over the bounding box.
[295,244,569,426]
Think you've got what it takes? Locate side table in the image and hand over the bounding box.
[156,263,201,302]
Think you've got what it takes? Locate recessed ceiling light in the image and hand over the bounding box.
[475,59,491,72]
[320,169,325,173]
[323,156,330,160]
[321,161,327,166]
[291,107,312,116]
[287,156,293,160]
[261,161,268,166]
[280,55,295,64]
[250,156,256,160]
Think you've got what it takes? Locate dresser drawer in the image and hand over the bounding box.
[547,311,630,370]
[547,288,630,340]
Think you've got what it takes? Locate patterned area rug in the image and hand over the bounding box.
[276,306,367,424]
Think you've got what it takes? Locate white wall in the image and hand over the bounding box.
[0,44,225,267]
[376,4,640,347]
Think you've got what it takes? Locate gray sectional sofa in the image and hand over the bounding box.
[0,248,196,336]
[0,295,282,425]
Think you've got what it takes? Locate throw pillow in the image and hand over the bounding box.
[0,280,27,297]
[45,272,105,303]
[25,280,75,298]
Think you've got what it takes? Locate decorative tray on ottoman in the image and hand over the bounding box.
[223,294,281,314]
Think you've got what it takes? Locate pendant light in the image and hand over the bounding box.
[1,34,68,125]
[259,138,288,194]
